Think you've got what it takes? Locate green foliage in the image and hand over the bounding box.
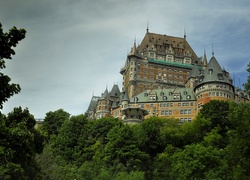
[199,100,231,148]
[52,114,89,163]
[0,23,26,108]
[114,171,144,180]
[225,102,250,179]
[243,62,250,93]
[171,144,226,180]
[42,108,70,138]
[104,124,149,174]
[0,107,44,179]
[199,100,230,130]
[37,101,250,179]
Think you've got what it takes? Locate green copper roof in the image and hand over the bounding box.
[148,58,203,70]
[130,88,196,103]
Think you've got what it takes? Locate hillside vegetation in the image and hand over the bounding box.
[36,100,250,180]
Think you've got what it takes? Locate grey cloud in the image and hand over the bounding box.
[1,0,250,117]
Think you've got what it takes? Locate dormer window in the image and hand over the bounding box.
[150,96,156,101]
[173,94,180,100]
[209,69,213,74]
[218,73,224,80]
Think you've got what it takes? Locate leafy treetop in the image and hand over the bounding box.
[0,23,26,108]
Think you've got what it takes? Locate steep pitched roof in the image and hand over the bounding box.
[100,89,110,100]
[122,91,129,101]
[203,50,208,67]
[198,56,232,85]
[136,32,201,65]
[189,64,200,78]
[86,96,99,111]
[109,84,121,98]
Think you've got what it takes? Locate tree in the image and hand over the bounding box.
[42,109,70,138]
[104,124,149,174]
[52,114,89,164]
[199,100,231,147]
[0,107,44,179]
[225,102,250,179]
[170,144,226,180]
[0,23,26,108]
[243,62,250,94]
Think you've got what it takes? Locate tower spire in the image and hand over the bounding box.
[184,26,186,39]
[203,48,207,69]
[212,44,214,57]
[131,36,136,54]
[146,20,149,33]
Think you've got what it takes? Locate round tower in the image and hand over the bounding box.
[96,89,112,119]
[194,55,234,111]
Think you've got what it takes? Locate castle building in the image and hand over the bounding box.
[85,29,249,123]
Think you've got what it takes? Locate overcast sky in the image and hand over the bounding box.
[1,0,250,118]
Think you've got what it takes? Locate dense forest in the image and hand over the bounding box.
[33,100,249,180]
[1,23,250,179]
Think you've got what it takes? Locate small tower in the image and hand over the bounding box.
[95,88,112,119]
[194,55,234,111]
[121,90,129,109]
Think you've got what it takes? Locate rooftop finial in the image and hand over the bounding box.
[184,26,186,39]
[131,36,137,54]
[146,20,149,33]
[203,48,207,68]
[212,44,214,57]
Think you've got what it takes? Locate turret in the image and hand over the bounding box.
[194,55,234,110]
[121,91,129,109]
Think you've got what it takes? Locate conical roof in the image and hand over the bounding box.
[100,89,109,100]
[86,96,99,111]
[198,56,232,85]
[109,84,120,98]
[122,91,129,101]
[203,50,207,67]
